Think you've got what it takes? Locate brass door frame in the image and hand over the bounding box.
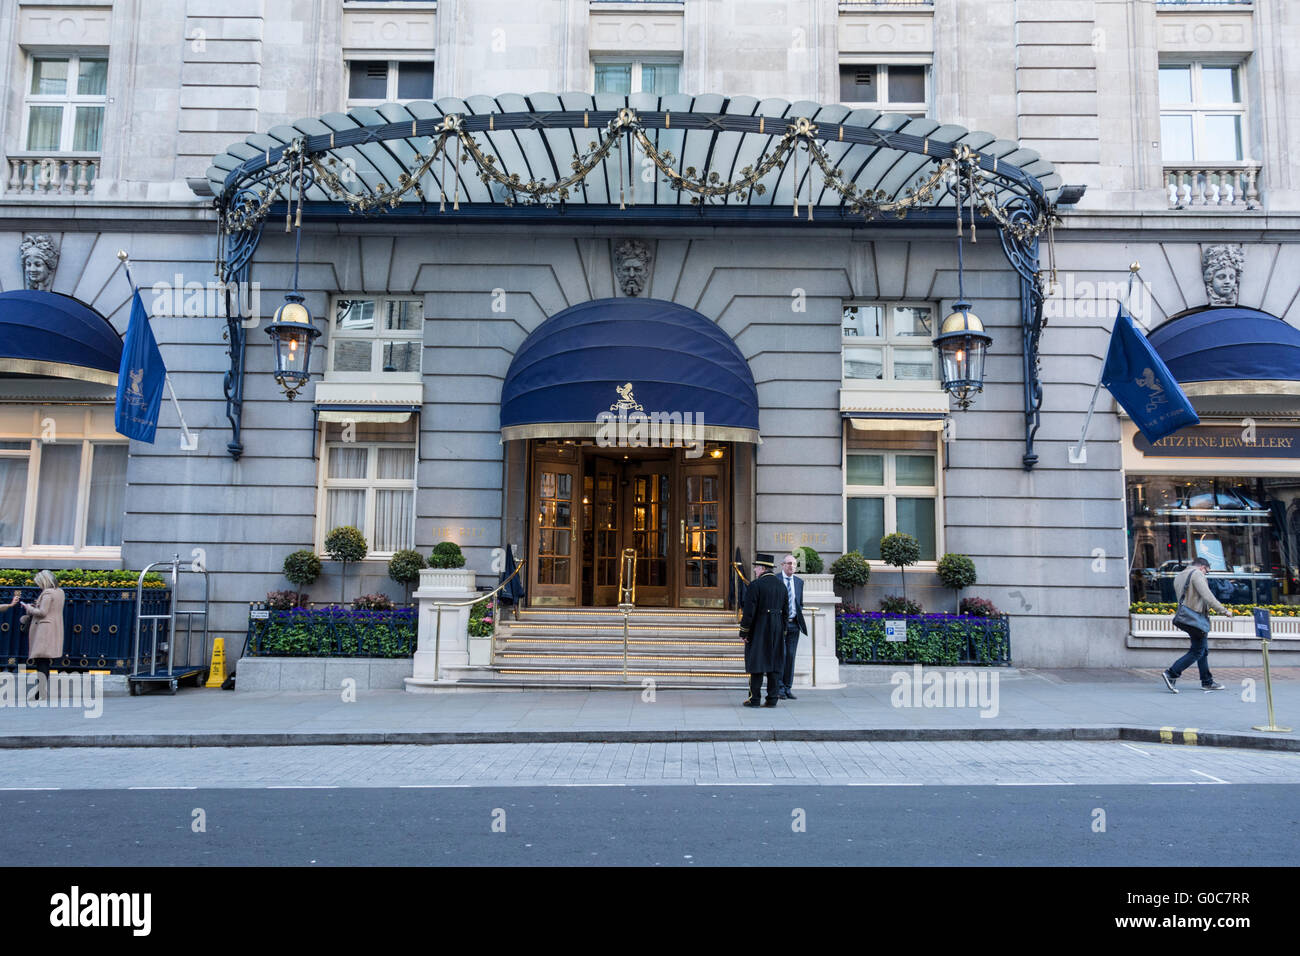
[527,443,581,606]
[679,452,730,608]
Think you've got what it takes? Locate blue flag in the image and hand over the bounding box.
[1101,305,1199,443]
[114,290,167,443]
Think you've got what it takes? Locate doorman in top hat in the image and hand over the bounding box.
[777,553,807,699]
[739,552,788,707]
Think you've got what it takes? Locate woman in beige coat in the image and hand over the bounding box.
[7,570,64,696]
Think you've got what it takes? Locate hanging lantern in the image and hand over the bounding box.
[933,298,992,410]
[266,292,319,399]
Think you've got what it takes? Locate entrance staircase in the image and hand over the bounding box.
[464,607,749,688]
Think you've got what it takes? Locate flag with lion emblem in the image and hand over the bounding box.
[1100,304,1198,444]
[114,289,167,442]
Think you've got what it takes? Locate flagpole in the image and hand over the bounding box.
[117,251,197,450]
[1069,262,1142,464]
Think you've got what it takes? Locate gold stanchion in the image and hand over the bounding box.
[618,549,636,682]
[1251,608,1291,733]
[806,605,818,688]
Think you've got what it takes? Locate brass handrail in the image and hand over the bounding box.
[432,558,527,680]
[617,548,636,680]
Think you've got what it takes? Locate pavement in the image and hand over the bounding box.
[1,664,1297,752]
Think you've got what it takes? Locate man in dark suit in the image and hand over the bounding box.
[777,553,807,700]
[739,553,788,707]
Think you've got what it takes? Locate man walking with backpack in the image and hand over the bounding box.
[1163,556,1235,693]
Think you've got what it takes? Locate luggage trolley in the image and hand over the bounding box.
[129,555,211,696]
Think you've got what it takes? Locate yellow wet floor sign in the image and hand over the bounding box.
[204,638,226,688]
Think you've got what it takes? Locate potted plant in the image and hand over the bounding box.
[422,541,476,591]
[794,545,834,596]
[467,599,495,666]
[937,553,977,614]
[388,548,426,605]
[283,549,322,606]
[880,533,921,606]
[830,551,871,606]
[324,526,368,604]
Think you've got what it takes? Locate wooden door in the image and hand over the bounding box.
[680,457,728,607]
[529,455,581,605]
[591,457,621,606]
[624,460,672,606]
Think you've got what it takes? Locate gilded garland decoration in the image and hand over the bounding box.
[219,108,1057,246]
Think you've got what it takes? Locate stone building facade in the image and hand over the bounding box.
[2,0,1298,672]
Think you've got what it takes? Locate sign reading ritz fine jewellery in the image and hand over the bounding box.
[1134,426,1300,459]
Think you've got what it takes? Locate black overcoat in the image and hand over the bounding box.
[739,571,789,674]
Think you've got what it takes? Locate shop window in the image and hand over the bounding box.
[842,303,938,384]
[593,59,680,96]
[1158,62,1246,163]
[346,60,434,107]
[326,295,423,381]
[1127,475,1299,606]
[23,54,108,153]
[838,63,929,117]
[0,408,125,556]
[844,443,939,562]
[316,419,417,557]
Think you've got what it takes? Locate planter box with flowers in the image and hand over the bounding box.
[467,600,495,666]
[1129,603,1300,639]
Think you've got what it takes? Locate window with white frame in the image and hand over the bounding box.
[327,296,423,381]
[317,419,417,556]
[843,439,939,563]
[838,63,928,117]
[23,54,108,153]
[0,407,126,556]
[1159,62,1247,163]
[593,59,681,96]
[842,303,938,384]
[346,59,434,108]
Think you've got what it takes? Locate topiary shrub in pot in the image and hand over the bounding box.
[283,549,322,606]
[830,551,870,607]
[937,553,977,614]
[324,526,368,604]
[388,548,426,605]
[793,545,824,575]
[429,541,467,569]
[879,532,921,605]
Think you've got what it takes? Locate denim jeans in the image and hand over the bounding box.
[1169,626,1213,686]
[780,623,800,693]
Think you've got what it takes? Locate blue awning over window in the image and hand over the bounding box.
[0,290,122,386]
[500,298,760,443]
[1148,306,1300,390]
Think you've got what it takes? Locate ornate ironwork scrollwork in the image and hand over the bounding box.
[998,197,1051,470]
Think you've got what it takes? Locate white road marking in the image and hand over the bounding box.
[398,784,471,788]
[995,782,1077,786]
[0,786,59,791]
[1191,769,1229,784]
[128,786,197,790]
[1121,743,1153,757]
[265,785,339,789]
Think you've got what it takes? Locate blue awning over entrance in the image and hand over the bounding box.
[0,290,122,385]
[1149,306,1300,393]
[500,298,760,443]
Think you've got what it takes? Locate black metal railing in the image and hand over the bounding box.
[245,604,418,658]
[0,586,172,673]
[836,612,1011,666]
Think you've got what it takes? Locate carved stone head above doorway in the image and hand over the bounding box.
[613,239,651,296]
[20,234,60,291]
[1202,243,1244,307]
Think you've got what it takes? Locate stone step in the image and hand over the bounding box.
[497,650,746,668]
[483,671,748,686]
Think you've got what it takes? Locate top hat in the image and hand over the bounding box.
[753,553,776,568]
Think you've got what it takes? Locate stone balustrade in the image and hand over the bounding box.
[1164,163,1260,210]
[5,155,99,197]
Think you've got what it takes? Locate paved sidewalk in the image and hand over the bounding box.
[1,666,1297,751]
